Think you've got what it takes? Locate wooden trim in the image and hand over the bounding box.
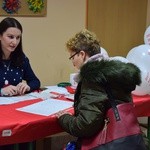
[85,0,88,28]
[146,0,150,26]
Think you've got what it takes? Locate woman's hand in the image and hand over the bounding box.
[17,82,30,95]
[1,85,17,96]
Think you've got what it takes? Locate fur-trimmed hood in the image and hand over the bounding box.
[79,60,141,92]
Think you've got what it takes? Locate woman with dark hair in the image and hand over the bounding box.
[0,17,40,96]
[0,17,40,149]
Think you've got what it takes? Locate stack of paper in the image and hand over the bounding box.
[16,99,73,116]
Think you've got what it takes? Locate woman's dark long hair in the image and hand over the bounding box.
[0,17,24,66]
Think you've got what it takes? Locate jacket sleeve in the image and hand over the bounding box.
[22,57,41,91]
[58,82,107,138]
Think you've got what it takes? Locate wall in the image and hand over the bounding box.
[87,0,148,57]
[87,0,150,131]
[0,0,86,87]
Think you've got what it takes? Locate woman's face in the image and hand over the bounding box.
[69,50,89,70]
[0,27,21,57]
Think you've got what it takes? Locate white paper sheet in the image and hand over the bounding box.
[44,86,70,95]
[0,95,37,105]
[16,99,73,116]
[64,94,74,101]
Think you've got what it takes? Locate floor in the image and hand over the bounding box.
[36,132,77,150]
[138,117,148,136]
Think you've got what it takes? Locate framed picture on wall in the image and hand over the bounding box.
[0,0,47,17]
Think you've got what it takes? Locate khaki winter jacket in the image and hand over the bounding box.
[58,60,141,138]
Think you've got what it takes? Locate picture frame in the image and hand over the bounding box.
[0,0,47,17]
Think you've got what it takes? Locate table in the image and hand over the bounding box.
[133,94,150,117]
[132,94,150,148]
[0,94,150,148]
[0,98,73,146]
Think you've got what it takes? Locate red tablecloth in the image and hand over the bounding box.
[0,94,150,145]
[133,94,150,117]
[0,99,71,145]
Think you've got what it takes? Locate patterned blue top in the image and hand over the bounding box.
[0,55,40,92]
